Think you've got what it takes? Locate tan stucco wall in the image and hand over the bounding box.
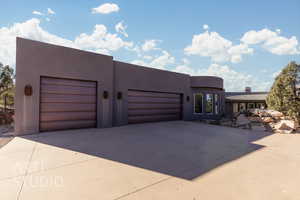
[15,38,114,135]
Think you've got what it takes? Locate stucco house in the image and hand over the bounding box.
[225,87,268,117]
[15,38,226,135]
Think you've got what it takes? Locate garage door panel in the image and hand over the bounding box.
[128,103,181,110]
[40,112,96,122]
[128,96,181,103]
[41,77,96,88]
[128,114,181,124]
[41,93,96,104]
[128,90,180,98]
[40,77,97,132]
[40,120,96,132]
[128,108,181,116]
[41,84,96,95]
[40,103,96,112]
[128,90,182,124]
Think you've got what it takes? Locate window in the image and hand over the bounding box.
[248,103,255,109]
[214,94,219,114]
[194,93,203,114]
[239,103,246,112]
[205,94,213,113]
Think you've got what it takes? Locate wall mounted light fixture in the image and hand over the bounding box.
[103,91,109,99]
[117,92,122,100]
[186,96,190,102]
[24,85,33,96]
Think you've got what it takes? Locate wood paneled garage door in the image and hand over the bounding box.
[40,77,97,132]
[128,90,182,124]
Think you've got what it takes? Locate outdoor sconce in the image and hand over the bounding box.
[117,92,122,100]
[103,91,109,99]
[24,85,33,96]
[186,96,190,102]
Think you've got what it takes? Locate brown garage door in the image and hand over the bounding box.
[128,90,182,124]
[40,77,97,132]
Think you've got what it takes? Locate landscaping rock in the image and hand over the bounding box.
[261,117,274,123]
[273,120,298,134]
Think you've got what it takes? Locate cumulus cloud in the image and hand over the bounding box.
[0,18,133,66]
[174,61,271,91]
[203,24,209,30]
[141,40,160,52]
[32,11,43,16]
[131,50,175,70]
[47,8,55,15]
[92,3,119,14]
[74,24,133,52]
[241,28,300,55]
[115,21,128,37]
[184,31,253,63]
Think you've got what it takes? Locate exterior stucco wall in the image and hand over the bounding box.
[113,61,193,126]
[15,38,114,135]
[190,76,223,89]
[15,38,226,135]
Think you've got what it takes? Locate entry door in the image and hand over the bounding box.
[128,90,182,124]
[39,77,97,132]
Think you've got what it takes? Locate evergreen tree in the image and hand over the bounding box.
[266,62,300,122]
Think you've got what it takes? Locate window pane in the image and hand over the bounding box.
[214,94,219,114]
[194,93,203,113]
[206,94,213,113]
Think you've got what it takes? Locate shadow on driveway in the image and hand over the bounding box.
[22,121,272,180]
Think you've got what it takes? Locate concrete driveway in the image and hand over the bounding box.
[1,121,300,200]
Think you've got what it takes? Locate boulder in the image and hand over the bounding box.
[261,117,274,123]
[274,120,298,133]
[266,110,284,118]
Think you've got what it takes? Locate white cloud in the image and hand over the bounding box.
[47,8,55,15]
[142,40,160,52]
[203,24,209,30]
[131,50,175,70]
[276,29,281,34]
[174,61,271,91]
[241,28,300,55]
[74,24,133,52]
[92,3,119,14]
[46,18,50,22]
[0,18,133,66]
[184,31,253,63]
[143,55,153,60]
[115,21,128,37]
[32,11,43,16]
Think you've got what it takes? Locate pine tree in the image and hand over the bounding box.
[266,62,300,122]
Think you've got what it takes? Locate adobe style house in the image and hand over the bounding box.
[225,87,268,117]
[15,38,225,135]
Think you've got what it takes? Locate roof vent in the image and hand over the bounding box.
[245,87,251,93]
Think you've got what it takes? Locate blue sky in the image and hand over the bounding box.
[1,0,300,91]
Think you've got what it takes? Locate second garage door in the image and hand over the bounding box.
[40,77,97,132]
[128,90,182,124]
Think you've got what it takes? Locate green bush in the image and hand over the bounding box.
[266,62,300,122]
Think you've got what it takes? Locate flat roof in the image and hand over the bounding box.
[226,92,268,102]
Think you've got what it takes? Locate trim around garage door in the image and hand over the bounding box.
[39,76,98,132]
[128,89,183,124]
